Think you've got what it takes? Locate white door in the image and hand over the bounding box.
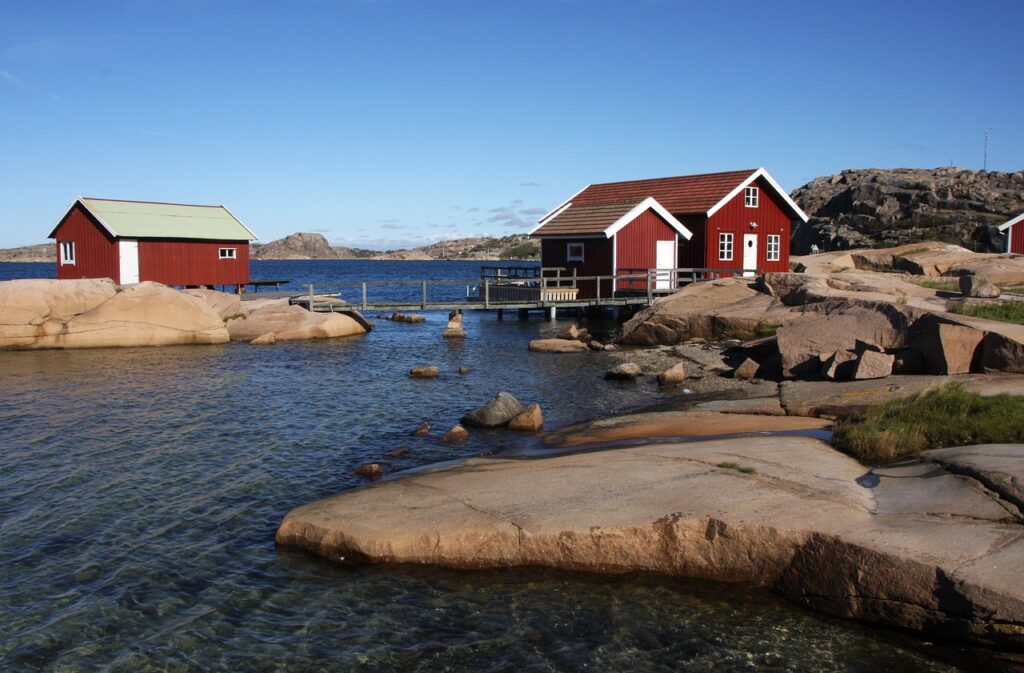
[655,239,675,289]
[119,239,140,284]
[742,234,758,277]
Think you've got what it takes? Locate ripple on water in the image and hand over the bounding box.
[0,304,984,673]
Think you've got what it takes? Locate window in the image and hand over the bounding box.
[718,233,733,261]
[566,243,584,262]
[219,247,237,260]
[767,235,781,261]
[59,241,76,265]
[744,186,759,208]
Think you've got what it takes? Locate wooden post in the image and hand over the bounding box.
[361,282,367,311]
[421,280,427,309]
[596,275,601,303]
[646,271,653,305]
[308,283,315,312]
[484,279,490,309]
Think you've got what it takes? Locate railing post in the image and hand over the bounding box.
[596,275,601,303]
[484,279,490,309]
[308,283,315,312]
[647,271,653,305]
[361,282,367,311]
[421,280,427,310]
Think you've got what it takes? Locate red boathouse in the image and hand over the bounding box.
[999,213,1024,254]
[530,168,808,297]
[49,197,258,288]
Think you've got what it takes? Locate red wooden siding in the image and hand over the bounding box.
[540,237,613,299]
[53,204,119,281]
[615,209,675,290]
[1010,223,1024,254]
[704,177,791,274]
[138,239,250,286]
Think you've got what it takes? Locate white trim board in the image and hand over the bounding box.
[530,183,591,235]
[604,197,693,240]
[48,197,118,239]
[997,213,1024,232]
[705,167,810,223]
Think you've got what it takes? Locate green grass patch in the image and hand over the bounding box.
[908,278,961,292]
[718,461,757,474]
[949,300,1024,325]
[752,322,782,338]
[833,383,1024,463]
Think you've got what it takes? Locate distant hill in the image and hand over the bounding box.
[251,233,375,260]
[0,243,55,263]
[791,167,1024,254]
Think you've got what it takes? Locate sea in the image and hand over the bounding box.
[0,260,984,672]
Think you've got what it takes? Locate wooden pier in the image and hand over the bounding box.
[247,267,758,319]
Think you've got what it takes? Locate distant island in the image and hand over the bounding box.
[251,232,539,261]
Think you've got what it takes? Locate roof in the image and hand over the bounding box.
[998,213,1024,232]
[531,167,808,236]
[532,196,693,240]
[49,197,258,241]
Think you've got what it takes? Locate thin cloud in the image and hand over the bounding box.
[0,67,60,101]
[520,207,546,216]
[519,181,541,187]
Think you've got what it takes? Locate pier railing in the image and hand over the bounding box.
[288,266,760,313]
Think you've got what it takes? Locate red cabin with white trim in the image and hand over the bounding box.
[999,213,1024,254]
[531,168,808,297]
[48,197,258,288]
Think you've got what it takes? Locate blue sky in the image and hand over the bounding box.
[1,0,1022,249]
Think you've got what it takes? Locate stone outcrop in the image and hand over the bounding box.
[276,436,1024,650]
[959,275,1001,298]
[441,424,469,443]
[508,403,543,432]
[227,301,366,342]
[183,288,243,320]
[462,392,524,428]
[528,338,588,353]
[251,232,370,260]
[790,167,1024,253]
[907,315,985,375]
[0,279,230,349]
[0,242,55,263]
[409,366,440,379]
[443,310,465,338]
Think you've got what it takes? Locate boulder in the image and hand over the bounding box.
[820,350,858,381]
[409,366,440,378]
[462,392,524,428]
[227,301,366,341]
[386,448,410,459]
[733,358,760,380]
[529,338,588,353]
[412,422,431,437]
[958,275,1001,298]
[588,340,605,351]
[852,350,895,380]
[657,362,687,386]
[508,404,544,432]
[980,331,1024,374]
[557,323,588,341]
[354,463,382,479]
[605,363,642,380]
[458,366,470,375]
[891,349,926,375]
[907,316,984,375]
[182,288,243,320]
[250,333,276,345]
[444,310,466,338]
[441,424,469,443]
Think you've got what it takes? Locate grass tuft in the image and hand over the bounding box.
[833,383,1024,463]
[718,461,757,474]
[908,278,961,293]
[752,322,782,338]
[949,300,1024,325]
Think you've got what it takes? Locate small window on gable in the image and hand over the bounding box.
[718,233,734,261]
[566,243,585,262]
[60,241,76,265]
[744,186,759,208]
[219,247,237,260]
[767,235,781,261]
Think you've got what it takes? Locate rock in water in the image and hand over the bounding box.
[387,448,410,458]
[412,422,431,436]
[250,333,276,345]
[605,363,642,380]
[657,362,687,386]
[529,338,588,353]
[458,366,470,375]
[409,366,440,378]
[508,404,543,432]
[462,392,525,428]
[443,310,466,339]
[354,463,381,479]
[441,424,469,443]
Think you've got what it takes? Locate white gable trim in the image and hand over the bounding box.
[48,197,118,239]
[997,213,1023,232]
[604,197,693,240]
[220,205,260,241]
[529,183,591,235]
[705,167,809,223]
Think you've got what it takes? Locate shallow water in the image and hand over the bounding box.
[0,261,986,672]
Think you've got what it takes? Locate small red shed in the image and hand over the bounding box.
[531,168,808,297]
[49,197,258,288]
[999,213,1024,254]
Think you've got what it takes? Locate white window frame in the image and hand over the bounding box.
[744,186,759,208]
[718,233,734,261]
[59,241,76,265]
[566,242,585,262]
[767,234,781,262]
[218,247,237,260]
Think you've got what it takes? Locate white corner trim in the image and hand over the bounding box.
[48,197,118,239]
[529,183,591,235]
[997,213,1024,232]
[603,196,693,240]
[705,167,810,223]
[220,205,259,241]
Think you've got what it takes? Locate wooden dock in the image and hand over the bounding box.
[245,267,758,318]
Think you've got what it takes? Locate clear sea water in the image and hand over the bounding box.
[0,261,989,672]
